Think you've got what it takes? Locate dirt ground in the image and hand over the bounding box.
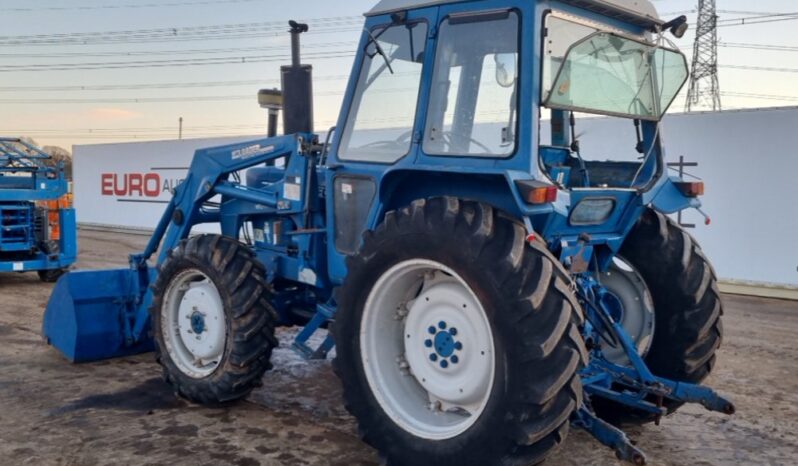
[1,229,797,466]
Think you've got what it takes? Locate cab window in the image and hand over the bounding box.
[424,10,520,157]
[338,21,428,163]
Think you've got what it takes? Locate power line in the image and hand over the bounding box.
[0,17,362,46]
[0,74,350,92]
[721,91,798,102]
[0,91,345,104]
[716,9,793,16]
[5,0,268,12]
[0,16,360,40]
[720,64,798,73]
[0,26,363,47]
[717,15,798,28]
[716,11,798,23]
[0,41,357,59]
[0,51,355,72]
[719,42,798,52]
[0,86,417,104]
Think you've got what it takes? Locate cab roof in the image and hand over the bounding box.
[366,0,663,28]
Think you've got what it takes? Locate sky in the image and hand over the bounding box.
[0,0,796,151]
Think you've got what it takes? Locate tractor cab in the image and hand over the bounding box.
[326,0,696,275]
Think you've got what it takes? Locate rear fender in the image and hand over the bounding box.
[376,170,524,224]
[650,176,701,214]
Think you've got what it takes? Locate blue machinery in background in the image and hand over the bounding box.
[0,138,76,278]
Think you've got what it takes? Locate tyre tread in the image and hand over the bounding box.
[333,197,586,466]
[149,234,278,405]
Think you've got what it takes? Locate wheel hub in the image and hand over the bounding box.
[163,269,227,378]
[426,322,462,368]
[190,311,206,334]
[177,282,225,361]
[404,279,493,409]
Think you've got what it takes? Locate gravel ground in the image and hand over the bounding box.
[0,229,796,466]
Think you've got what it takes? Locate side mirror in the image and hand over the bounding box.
[494,53,517,88]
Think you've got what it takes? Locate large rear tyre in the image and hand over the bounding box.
[334,197,587,466]
[150,234,279,404]
[593,209,724,424]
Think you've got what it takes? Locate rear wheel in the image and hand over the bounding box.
[334,197,587,466]
[150,234,278,404]
[593,209,724,424]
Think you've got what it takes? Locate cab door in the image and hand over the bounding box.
[323,7,438,285]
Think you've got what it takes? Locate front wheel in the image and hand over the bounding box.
[334,198,587,466]
[150,234,279,404]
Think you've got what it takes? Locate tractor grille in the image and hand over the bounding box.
[0,202,35,252]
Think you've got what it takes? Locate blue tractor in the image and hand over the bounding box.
[0,138,76,282]
[44,1,733,464]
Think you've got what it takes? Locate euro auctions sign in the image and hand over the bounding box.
[100,172,183,198]
[73,136,258,230]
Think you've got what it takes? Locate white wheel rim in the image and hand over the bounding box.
[161,268,226,378]
[360,259,495,440]
[600,257,655,365]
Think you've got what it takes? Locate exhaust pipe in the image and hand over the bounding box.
[281,20,314,135]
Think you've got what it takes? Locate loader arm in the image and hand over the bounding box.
[43,133,318,361]
[127,133,315,342]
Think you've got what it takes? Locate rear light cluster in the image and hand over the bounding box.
[675,181,704,197]
[515,180,558,205]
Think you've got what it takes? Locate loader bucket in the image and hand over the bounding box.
[42,269,154,362]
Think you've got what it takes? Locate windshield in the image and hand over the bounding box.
[338,22,428,162]
[544,31,688,121]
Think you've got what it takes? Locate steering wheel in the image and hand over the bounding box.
[440,131,493,154]
[354,130,413,151]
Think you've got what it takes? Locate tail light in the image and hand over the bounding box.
[516,180,558,205]
[675,181,704,197]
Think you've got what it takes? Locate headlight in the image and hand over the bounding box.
[569,198,615,226]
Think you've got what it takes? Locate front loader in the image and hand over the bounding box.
[43,1,733,464]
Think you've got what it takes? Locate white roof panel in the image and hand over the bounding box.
[366,0,470,16]
[365,0,662,26]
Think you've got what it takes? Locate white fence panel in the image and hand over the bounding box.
[73,108,798,287]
